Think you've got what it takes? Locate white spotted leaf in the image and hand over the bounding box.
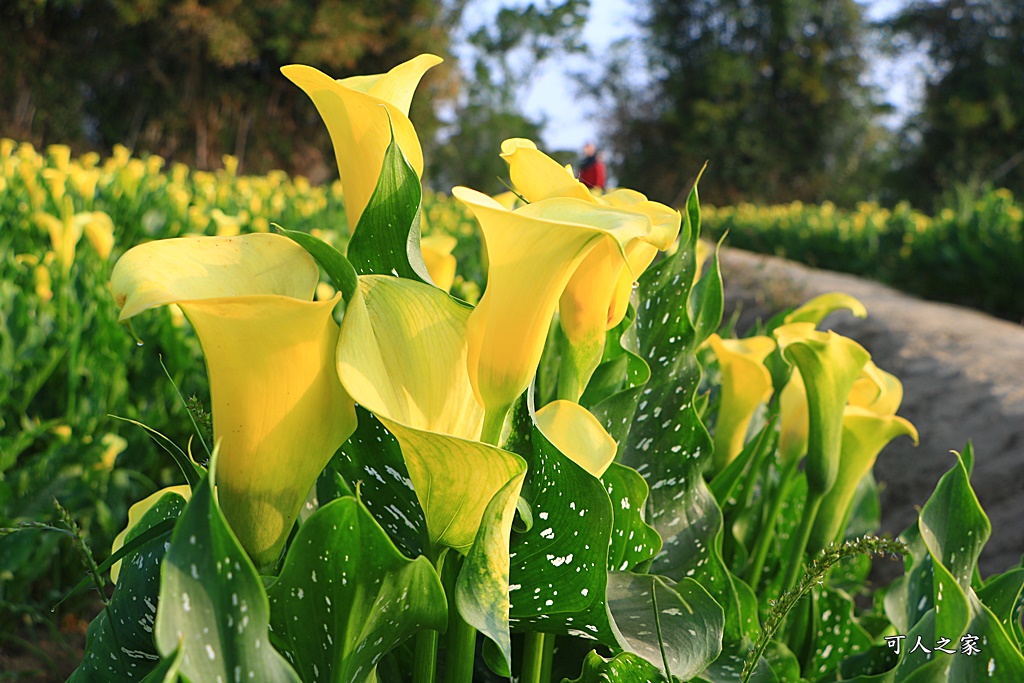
[68,491,186,683]
[267,496,447,683]
[153,463,301,683]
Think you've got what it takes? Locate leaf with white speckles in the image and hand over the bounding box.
[69,491,186,683]
[346,121,432,285]
[604,463,661,572]
[605,572,723,680]
[564,650,670,683]
[976,568,1024,649]
[506,420,615,636]
[335,407,429,559]
[268,496,447,683]
[153,457,300,683]
[804,585,873,681]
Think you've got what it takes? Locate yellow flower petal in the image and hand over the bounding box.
[111,234,355,567]
[111,233,318,321]
[453,187,653,418]
[808,407,917,553]
[336,275,525,551]
[534,400,617,478]
[282,54,441,232]
[77,211,115,261]
[848,361,903,416]
[707,334,776,471]
[421,233,458,292]
[784,292,867,326]
[500,138,593,203]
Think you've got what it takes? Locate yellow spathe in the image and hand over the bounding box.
[453,186,652,417]
[336,274,524,552]
[111,233,356,567]
[534,400,617,478]
[420,233,458,292]
[497,139,681,400]
[282,54,442,232]
[706,334,776,472]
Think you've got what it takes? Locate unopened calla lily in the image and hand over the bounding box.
[111,233,356,567]
[282,54,442,232]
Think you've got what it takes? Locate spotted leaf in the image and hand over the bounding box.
[68,491,186,683]
[268,496,447,683]
[153,459,300,683]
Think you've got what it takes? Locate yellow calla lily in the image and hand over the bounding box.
[111,233,357,567]
[534,400,617,478]
[808,406,918,553]
[453,188,656,428]
[282,54,442,232]
[420,233,458,292]
[778,367,809,466]
[336,274,525,552]
[706,334,776,472]
[498,139,681,400]
[848,360,903,416]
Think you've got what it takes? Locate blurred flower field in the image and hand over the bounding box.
[702,190,1024,321]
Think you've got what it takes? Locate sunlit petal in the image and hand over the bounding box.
[707,334,776,471]
[534,400,617,478]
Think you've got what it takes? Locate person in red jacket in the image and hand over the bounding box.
[578,142,607,191]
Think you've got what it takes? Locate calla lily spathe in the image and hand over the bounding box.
[282,54,442,232]
[452,186,654,424]
[111,233,356,567]
[498,139,681,400]
[705,333,776,472]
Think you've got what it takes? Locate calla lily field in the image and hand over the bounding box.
[4,54,1024,683]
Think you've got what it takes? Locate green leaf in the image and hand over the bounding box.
[606,572,724,681]
[69,492,187,683]
[278,226,358,302]
[335,407,429,559]
[346,121,431,284]
[604,463,662,572]
[976,568,1024,648]
[139,646,184,683]
[153,455,300,683]
[804,585,873,681]
[948,591,1024,680]
[507,420,615,635]
[688,236,725,347]
[455,472,526,672]
[268,496,447,683]
[565,650,670,683]
[918,452,991,590]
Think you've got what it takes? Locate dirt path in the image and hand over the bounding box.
[719,247,1024,577]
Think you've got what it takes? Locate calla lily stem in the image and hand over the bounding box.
[521,632,553,683]
[781,490,824,596]
[747,457,799,588]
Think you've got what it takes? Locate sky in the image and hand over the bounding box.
[462,0,925,154]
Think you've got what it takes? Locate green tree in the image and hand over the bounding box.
[427,0,589,194]
[886,0,1024,207]
[587,0,883,206]
[0,0,458,176]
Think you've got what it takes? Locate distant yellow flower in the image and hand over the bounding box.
[420,234,458,292]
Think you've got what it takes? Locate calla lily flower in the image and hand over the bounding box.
[452,186,654,426]
[705,334,776,472]
[336,274,525,552]
[534,399,617,478]
[808,406,918,553]
[111,233,357,567]
[774,323,871,498]
[498,139,681,400]
[335,274,618,664]
[282,54,442,232]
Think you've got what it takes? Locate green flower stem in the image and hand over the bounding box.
[746,457,800,588]
[480,406,509,447]
[556,330,603,403]
[780,490,824,596]
[413,629,439,683]
[521,632,553,683]
[443,607,478,683]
